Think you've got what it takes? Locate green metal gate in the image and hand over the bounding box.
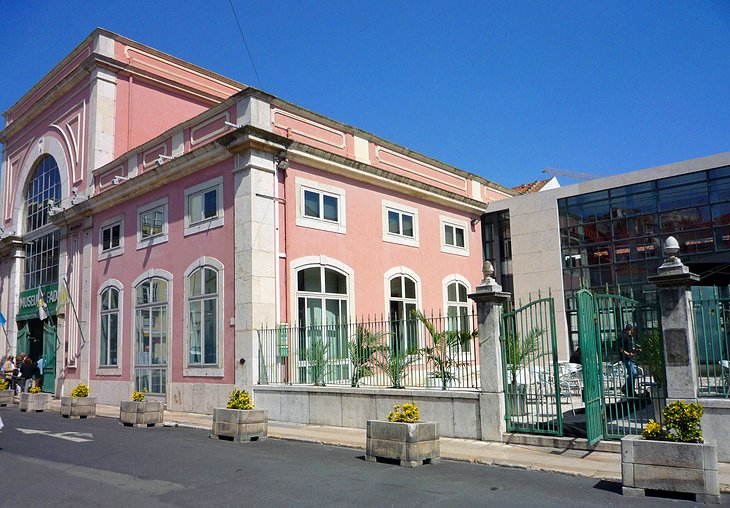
[42,322,57,393]
[576,289,665,442]
[501,295,562,435]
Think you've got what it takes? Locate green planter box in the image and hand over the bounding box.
[621,435,720,504]
[212,408,268,442]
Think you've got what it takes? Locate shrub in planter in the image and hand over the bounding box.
[0,380,13,407]
[212,389,268,442]
[622,401,719,504]
[366,402,440,467]
[119,388,163,428]
[19,386,51,412]
[60,383,97,419]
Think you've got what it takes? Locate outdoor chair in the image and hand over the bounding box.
[559,362,583,414]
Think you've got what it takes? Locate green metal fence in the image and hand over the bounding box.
[501,294,562,436]
[257,310,480,390]
[692,285,730,398]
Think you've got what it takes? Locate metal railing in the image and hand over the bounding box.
[257,310,480,390]
[692,286,730,398]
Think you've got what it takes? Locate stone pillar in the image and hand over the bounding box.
[469,261,511,442]
[647,237,700,401]
[233,148,278,392]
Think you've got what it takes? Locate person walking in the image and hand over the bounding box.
[35,355,45,390]
[618,324,641,397]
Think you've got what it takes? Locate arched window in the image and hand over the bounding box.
[188,266,218,365]
[296,266,349,383]
[99,286,120,367]
[135,277,169,394]
[23,155,61,290]
[389,274,418,353]
[446,281,470,332]
[26,155,61,233]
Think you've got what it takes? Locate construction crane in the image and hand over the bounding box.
[543,167,600,181]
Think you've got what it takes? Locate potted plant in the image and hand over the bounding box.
[306,337,328,386]
[503,327,545,416]
[414,310,476,390]
[0,380,13,406]
[212,389,268,442]
[348,326,385,387]
[638,328,666,422]
[19,385,52,412]
[119,389,163,427]
[621,401,719,503]
[60,383,97,419]
[365,402,439,467]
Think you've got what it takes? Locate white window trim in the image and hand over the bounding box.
[96,279,123,376]
[289,256,355,321]
[295,177,347,234]
[440,215,469,256]
[98,215,124,261]
[184,176,224,237]
[382,200,419,248]
[183,257,225,377]
[441,274,472,315]
[383,266,423,353]
[137,197,169,249]
[131,269,174,395]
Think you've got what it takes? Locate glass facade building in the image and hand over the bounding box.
[557,165,730,349]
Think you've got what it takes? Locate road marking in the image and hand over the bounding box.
[17,428,94,442]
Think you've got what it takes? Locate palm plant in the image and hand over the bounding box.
[414,310,476,390]
[372,346,417,389]
[347,326,386,387]
[306,337,328,386]
[503,326,545,392]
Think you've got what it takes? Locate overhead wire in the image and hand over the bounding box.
[228,0,263,89]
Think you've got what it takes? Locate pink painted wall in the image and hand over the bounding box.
[89,159,235,386]
[278,162,483,322]
[114,75,214,156]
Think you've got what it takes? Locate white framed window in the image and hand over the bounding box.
[137,197,168,249]
[97,279,123,375]
[133,273,170,394]
[184,176,224,236]
[184,257,224,376]
[98,215,124,260]
[440,215,469,256]
[382,200,419,248]
[384,266,422,354]
[295,177,346,234]
[444,277,472,353]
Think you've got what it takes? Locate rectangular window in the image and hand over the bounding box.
[140,206,164,240]
[101,223,121,252]
[137,198,168,249]
[382,201,419,247]
[184,177,224,236]
[444,224,465,247]
[440,216,469,256]
[295,178,347,234]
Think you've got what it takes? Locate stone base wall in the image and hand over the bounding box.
[254,385,481,439]
[701,398,730,463]
[88,380,131,406]
[168,382,232,414]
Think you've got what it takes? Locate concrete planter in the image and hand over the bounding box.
[506,384,527,416]
[212,408,268,442]
[365,420,440,467]
[119,400,164,427]
[621,435,720,504]
[19,392,51,412]
[0,389,14,406]
[60,396,97,419]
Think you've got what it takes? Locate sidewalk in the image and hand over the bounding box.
[45,399,730,492]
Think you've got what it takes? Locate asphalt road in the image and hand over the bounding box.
[0,408,725,507]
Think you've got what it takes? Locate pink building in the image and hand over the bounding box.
[0,29,514,412]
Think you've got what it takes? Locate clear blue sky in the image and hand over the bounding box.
[1,1,729,188]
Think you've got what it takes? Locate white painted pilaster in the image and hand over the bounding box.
[353,134,370,164]
[86,68,117,190]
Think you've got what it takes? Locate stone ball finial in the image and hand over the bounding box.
[482,260,494,280]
